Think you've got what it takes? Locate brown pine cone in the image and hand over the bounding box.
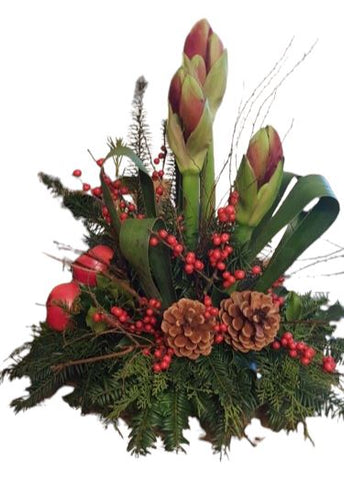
[161,298,216,360]
[219,291,280,353]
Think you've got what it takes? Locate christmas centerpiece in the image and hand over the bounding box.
[2,19,344,455]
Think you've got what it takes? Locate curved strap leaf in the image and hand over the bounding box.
[106,145,157,217]
[250,171,295,244]
[119,218,176,308]
[250,174,339,292]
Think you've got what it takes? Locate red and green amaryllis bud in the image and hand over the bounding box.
[235,126,284,244]
[183,18,227,117]
[167,67,212,175]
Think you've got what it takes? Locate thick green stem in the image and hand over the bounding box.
[182,172,200,250]
[234,224,254,246]
[200,139,216,226]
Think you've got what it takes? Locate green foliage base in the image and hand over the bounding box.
[2,292,343,455]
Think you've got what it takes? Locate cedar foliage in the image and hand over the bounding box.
[2,292,344,454]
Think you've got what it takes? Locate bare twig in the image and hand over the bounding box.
[51,346,135,373]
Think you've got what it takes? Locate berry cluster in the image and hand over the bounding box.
[144,343,174,373]
[271,331,337,373]
[151,145,167,200]
[271,332,316,365]
[322,355,337,373]
[217,191,239,223]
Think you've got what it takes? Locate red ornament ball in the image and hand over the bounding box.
[46,282,80,331]
[72,245,114,286]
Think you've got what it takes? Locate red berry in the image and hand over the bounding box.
[214,334,224,344]
[220,323,227,333]
[158,229,168,239]
[92,312,103,323]
[154,349,163,359]
[288,340,297,350]
[303,347,316,359]
[185,252,196,264]
[142,348,151,356]
[221,233,230,243]
[149,236,159,247]
[296,341,306,352]
[167,235,177,246]
[153,158,160,165]
[194,260,204,271]
[82,183,91,192]
[160,361,169,370]
[281,338,289,347]
[152,171,159,181]
[271,340,281,350]
[216,261,226,271]
[72,169,82,177]
[162,355,171,364]
[211,249,222,261]
[96,158,105,167]
[120,212,128,222]
[72,245,114,286]
[120,186,129,195]
[173,244,184,255]
[234,270,245,280]
[184,264,194,274]
[300,356,311,366]
[113,179,121,188]
[212,234,222,246]
[92,186,102,197]
[119,314,128,323]
[252,265,262,275]
[46,282,80,331]
[282,332,293,342]
[146,308,154,316]
[111,306,122,317]
[289,349,298,358]
[156,186,164,196]
[204,296,212,307]
[153,364,161,373]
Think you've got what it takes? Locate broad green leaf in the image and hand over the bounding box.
[250,171,295,244]
[250,174,339,292]
[286,292,302,321]
[119,218,176,308]
[106,145,157,217]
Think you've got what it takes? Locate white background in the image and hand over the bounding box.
[0,0,343,478]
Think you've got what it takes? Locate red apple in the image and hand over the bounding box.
[72,245,114,286]
[46,281,80,331]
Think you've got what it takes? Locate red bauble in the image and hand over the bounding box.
[72,245,114,286]
[46,282,80,331]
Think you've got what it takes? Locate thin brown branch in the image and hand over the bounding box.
[51,346,135,373]
[251,40,318,133]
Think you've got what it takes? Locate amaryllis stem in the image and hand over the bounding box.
[182,171,200,250]
[200,139,216,226]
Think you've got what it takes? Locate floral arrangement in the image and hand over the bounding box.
[2,19,344,455]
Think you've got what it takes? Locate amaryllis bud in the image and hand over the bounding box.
[247,126,283,188]
[234,126,284,244]
[183,19,227,117]
[167,68,212,174]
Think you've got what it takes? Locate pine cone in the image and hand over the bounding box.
[219,291,280,352]
[161,298,216,359]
